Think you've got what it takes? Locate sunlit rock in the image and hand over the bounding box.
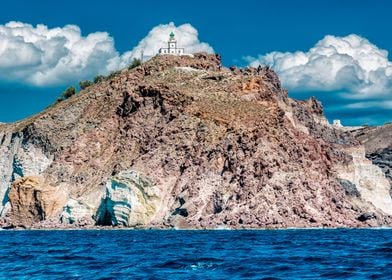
[0,131,53,217]
[8,176,68,228]
[60,198,95,225]
[96,171,160,226]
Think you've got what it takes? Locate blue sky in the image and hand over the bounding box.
[0,0,391,125]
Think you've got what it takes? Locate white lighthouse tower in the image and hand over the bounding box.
[158,32,184,55]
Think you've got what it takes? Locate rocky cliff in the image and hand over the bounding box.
[351,124,392,193]
[0,53,391,229]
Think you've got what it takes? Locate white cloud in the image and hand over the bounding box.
[0,21,213,86]
[0,21,120,86]
[247,34,392,98]
[247,34,392,125]
[120,22,214,68]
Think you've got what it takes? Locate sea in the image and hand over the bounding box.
[0,229,391,279]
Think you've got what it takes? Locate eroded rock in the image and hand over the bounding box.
[339,179,361,197]
[9,176,68,228]
[337,146,392,215]
[0,53,391,229]
[0,131,53,217]
[96,171,160,226]
[60,198,95,225]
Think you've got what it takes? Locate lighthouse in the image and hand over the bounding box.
[158,32,185,55]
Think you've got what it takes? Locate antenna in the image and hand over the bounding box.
[140,50,144,63]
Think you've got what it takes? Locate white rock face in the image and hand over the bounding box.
[60,198,95,224]
[0,131,53,216]
[174,66,202,72]
[0,132,19,215]
[96,170,161,226]
[338,146,392,215]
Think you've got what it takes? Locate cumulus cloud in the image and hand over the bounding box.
[247,34,392,125]
[247,34,392,96]
[120,22,213,68]
[0,21,120,86]
[0,21,213,86]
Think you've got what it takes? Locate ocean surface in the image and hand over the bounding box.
[0,229,391,279]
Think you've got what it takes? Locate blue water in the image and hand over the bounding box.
[0,229,391,279]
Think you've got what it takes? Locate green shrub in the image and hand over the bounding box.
[57,86,76,102]
[128,58,141,70]
[93,75,105,84]
[107,70,121,80]
[79,80,93,90]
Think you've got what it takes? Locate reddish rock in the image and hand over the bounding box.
[0,53,391,229]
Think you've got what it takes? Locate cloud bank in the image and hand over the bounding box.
[0,21,213,86]
[247,34,392,125]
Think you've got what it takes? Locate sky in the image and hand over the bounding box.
[0,0,391,125]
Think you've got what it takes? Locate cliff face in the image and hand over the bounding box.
[351,124,392,192]
[0,53,391,229]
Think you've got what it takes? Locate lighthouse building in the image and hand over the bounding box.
[158,32,184,55]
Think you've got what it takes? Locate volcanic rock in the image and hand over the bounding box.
[0,53,391,229]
